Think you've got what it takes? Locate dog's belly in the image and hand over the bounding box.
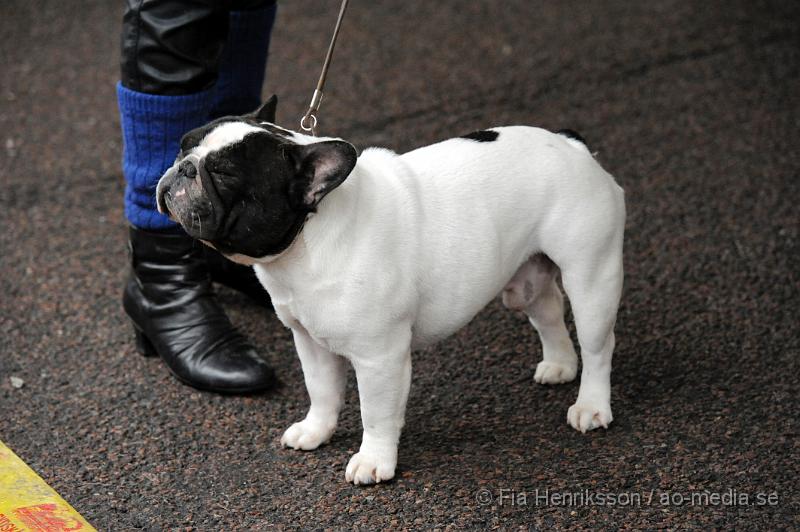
[407,216,538,348]
[409,239,535,350]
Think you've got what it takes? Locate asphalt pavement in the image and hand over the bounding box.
[0,0,798,529]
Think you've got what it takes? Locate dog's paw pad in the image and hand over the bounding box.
[567,402,613,433]
[534,360,577,384]
[345,451,396,485]
[280,419,335,451]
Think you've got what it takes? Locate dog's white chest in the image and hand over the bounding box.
[254,266,300,325]
[253,260,340,352]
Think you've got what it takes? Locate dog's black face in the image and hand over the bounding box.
[156,96,357,261]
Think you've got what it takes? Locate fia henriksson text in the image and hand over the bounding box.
[475,488,780,507]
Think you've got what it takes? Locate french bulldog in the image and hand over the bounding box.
[157,96,626,485]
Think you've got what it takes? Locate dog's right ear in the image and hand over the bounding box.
[284,140,358,211]
[247,94,278,123]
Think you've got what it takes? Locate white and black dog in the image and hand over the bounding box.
[157,96,625,485]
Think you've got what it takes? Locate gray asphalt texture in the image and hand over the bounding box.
[1,0,798,529]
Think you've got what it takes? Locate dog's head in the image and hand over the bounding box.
[156,95,357,263]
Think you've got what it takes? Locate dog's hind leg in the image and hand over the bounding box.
[502,254,578,385]
[560,245,623,433]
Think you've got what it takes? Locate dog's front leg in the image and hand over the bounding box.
[345,337,412,485]
[281,326,347,450]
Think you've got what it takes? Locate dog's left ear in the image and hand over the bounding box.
[247,94,278,122]
[285,140,358,210]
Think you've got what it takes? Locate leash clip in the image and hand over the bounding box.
[300,89,323,135]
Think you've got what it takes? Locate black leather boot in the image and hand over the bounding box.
[123,226,276,393]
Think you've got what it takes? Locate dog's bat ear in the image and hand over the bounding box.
[285,140,358,210]
[247,94,278,122]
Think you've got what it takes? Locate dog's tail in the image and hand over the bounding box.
[556,128,591,155]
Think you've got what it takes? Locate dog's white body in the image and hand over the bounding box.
[254,126,625,484]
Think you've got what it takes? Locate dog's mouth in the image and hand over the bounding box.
[156,186,172,217]
[156,185,187,219]
[156,153,234,245]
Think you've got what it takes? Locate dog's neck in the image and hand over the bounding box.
[253,154,367,270]
[254,147,408,273]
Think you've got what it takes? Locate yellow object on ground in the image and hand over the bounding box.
[0,440,95,531]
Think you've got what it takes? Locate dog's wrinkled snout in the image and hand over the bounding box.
[177,159,197,180]
[157,153,205,216]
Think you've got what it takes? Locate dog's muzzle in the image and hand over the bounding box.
[156,153,204,216]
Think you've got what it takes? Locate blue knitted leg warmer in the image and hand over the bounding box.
[117,82,214,230]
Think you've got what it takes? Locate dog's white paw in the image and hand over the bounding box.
[345,450,397,485]
[280,419,335,451]
[534,360,577,384]
[567,401,613,433]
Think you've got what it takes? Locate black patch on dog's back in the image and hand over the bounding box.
[460,130,499,142]
[556,128,589,149]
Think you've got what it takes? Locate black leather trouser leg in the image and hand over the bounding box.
[121,0,274,95]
